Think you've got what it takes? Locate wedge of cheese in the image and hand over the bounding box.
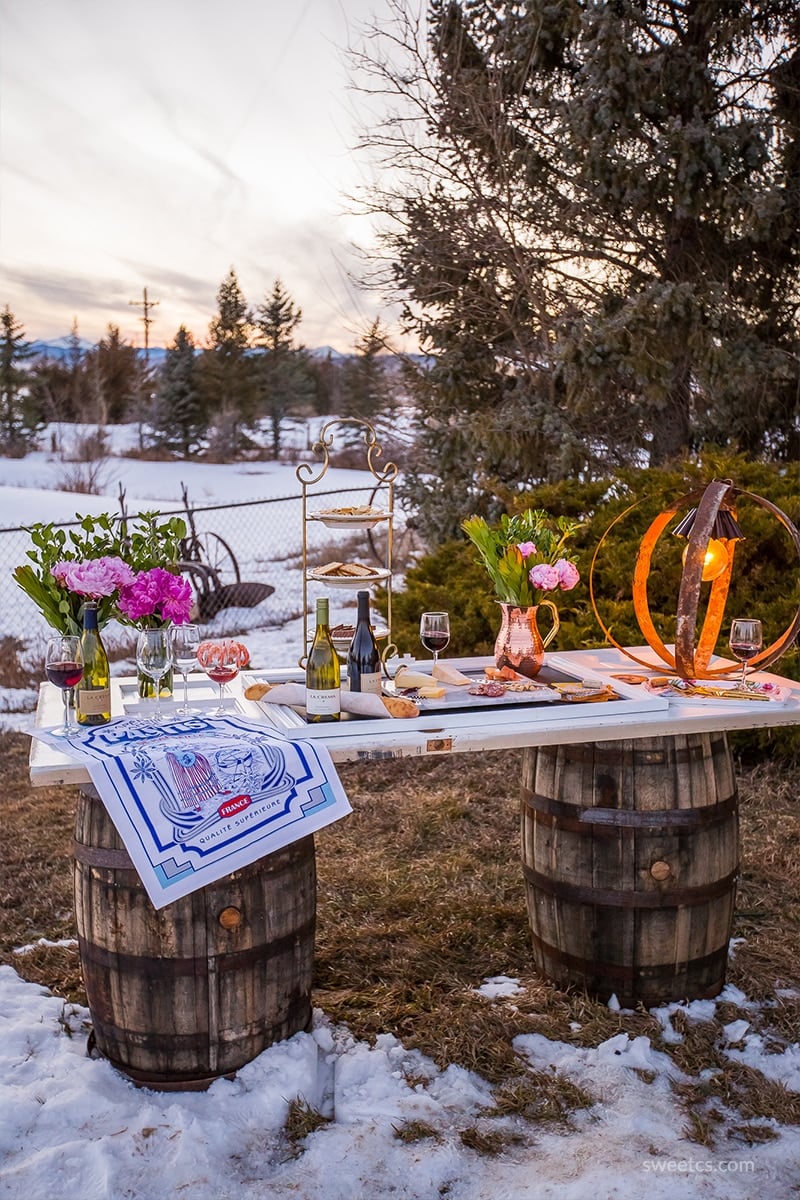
[432,662,472,686]
[394,667,434,689]
[417,684,446,700]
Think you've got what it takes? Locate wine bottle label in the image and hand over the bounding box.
[77,687,110,716]
[306,687,341,715]
[356,671,382,695]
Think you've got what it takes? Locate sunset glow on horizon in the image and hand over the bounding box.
[0,0,403,352]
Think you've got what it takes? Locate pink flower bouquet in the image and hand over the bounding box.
[118,567,193,628]
[462,508,581,607]
[14,511,190,635]
[52,556,135,598]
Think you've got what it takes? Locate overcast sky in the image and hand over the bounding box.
[0,0,408,351]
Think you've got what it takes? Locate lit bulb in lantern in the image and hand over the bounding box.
[682,538,729,582]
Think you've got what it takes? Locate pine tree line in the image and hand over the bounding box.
[0,269,401,460]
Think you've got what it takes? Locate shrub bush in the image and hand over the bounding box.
[381,455,800,760]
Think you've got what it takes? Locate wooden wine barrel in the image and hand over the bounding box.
[73,784,316,1090]
[520,734,738,1007]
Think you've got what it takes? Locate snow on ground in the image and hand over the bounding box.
[2,966,799,1200]
[1,425,800,1198]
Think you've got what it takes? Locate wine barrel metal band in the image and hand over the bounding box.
[522,790,738,830]
[88,994,311,1090]
[521,864,738,908]
[73,838,315,878]
[527,928,729,990]
[72,840,134,870]
[76,921,316,978]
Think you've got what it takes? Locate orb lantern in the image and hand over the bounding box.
[590,478,800,679]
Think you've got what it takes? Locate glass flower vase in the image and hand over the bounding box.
[494,600,560,678]
[137,665,174,700]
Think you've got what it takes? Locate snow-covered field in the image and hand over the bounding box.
[2,426,799,1198]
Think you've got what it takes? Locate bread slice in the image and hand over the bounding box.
[381,695,420,718]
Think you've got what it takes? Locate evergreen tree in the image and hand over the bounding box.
[82,324,142,424]
[307,351,345,416]
[340,319,394,423]
[149,326,206,456]
[27,358,75,425]
[0,306,39,453]
[355,0,800,537]
[25,318,86,430]
[65,318,86,421]
[201,267,257,455]
[253,279,314,457]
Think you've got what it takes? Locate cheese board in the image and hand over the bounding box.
[240,657,670,740]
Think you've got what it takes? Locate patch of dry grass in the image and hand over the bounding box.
[2,731,799,1147]
[283,1096,332,1154]
[0,637,38,690]
[392,1119,441,1144]
[0,732,81,999]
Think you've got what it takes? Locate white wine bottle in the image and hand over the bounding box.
[346,590,382,694]
[306,596,341,722]
[76,601,111,726]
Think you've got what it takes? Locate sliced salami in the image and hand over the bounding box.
[468,681,506,698]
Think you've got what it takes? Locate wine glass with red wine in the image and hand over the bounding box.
[201,639,241,715]
[728,618,763,690]
[420,611,450,668]
[45,635,83,736]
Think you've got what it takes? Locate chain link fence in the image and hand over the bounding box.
[1,483,396,642]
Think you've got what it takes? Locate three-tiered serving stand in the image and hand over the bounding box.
[296,418,397,665]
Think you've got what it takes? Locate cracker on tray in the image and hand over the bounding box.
[314,561,376,577]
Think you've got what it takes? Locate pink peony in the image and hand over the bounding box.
[555,558,580,591]
[516,541,537,559]
[53,555,135,598]
[118,567,193,625]
[529,563,560,591]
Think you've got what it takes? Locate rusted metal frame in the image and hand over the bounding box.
[592,481,800,678]
[675,479,734,677]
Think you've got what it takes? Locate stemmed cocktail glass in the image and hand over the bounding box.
[728,618,763,691]
[136,628,171,722]
[171,623,201,715]
[45,635,83,736]
[419,611,450,669]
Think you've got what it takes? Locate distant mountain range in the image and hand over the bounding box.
[26,338,431,367]
[27,338,347,366]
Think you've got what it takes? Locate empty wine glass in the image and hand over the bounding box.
[200,639,240,716]
[419,611,450,668]
[728,618,763,690]
[170,623,201,715]
[45,635,83,736]
[136,628,171,721]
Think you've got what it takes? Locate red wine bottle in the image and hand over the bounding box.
[346,590,382,694]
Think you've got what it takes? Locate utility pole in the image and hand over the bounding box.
[129,287,160,363]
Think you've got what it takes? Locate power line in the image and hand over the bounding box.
[129,287,160,362]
